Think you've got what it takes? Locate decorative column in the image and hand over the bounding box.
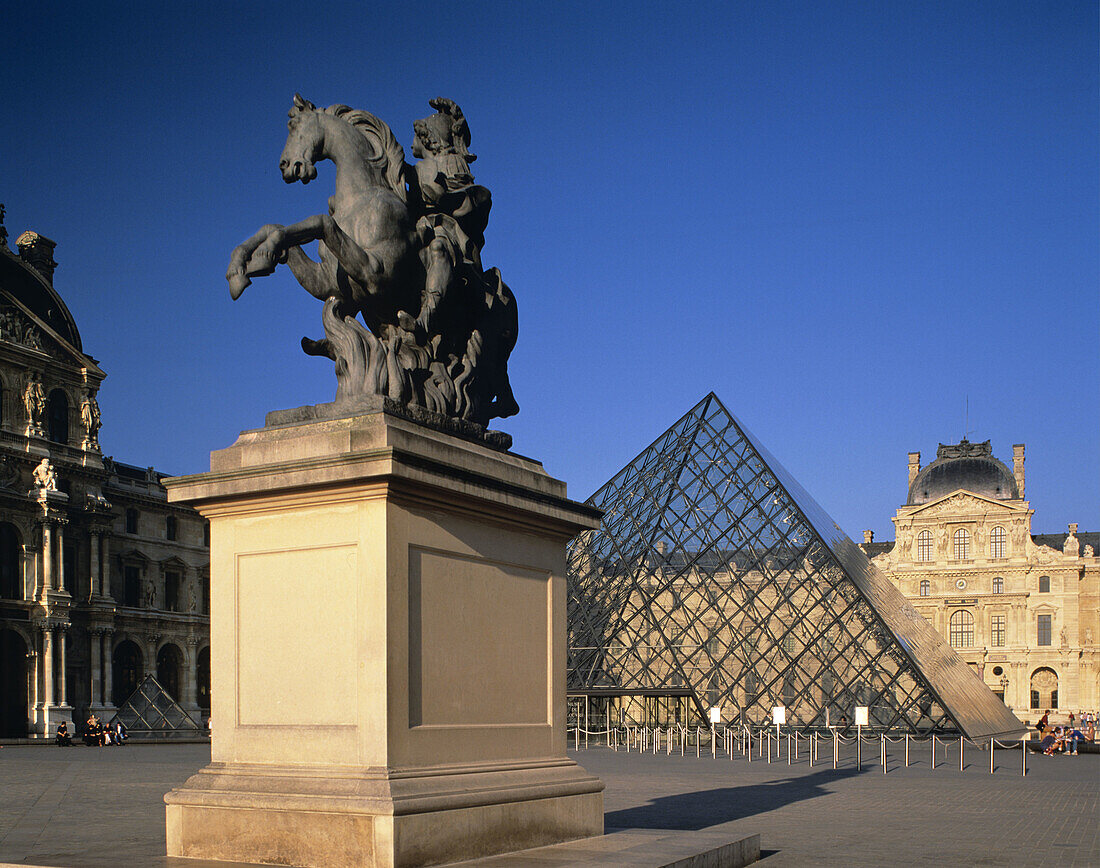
[41,523,53,595]
[103,632,114,708]
[183,636,200,716]
[40,626,53,710]
[147,634,160,678]
[100,532,111,598]
[89,533,101,600]
[89,627,102,707]
[26,650,38,733]
[55,521,66,593]
[56,626,67,706]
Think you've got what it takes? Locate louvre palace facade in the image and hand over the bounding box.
[862,439,1098,722]
[0,209,210,738]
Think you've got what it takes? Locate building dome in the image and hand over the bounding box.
[907,439,1018,505]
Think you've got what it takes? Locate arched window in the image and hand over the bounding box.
[1038,575,1050,593]
[916,530,933,562]
[919,579,930,597]
[989,526,1006,558]
[949,610,974,648]
[992,576,1004,594]
[0,523,21,600]
[196,646,210,711]
[952,528,970,560]
[46,389,68,444]
[112,640,143,706]
[1030,667,1058,710]
[156,643,184,702]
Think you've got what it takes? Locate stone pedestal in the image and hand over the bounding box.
[162,404,604,867]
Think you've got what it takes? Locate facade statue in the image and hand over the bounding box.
[23,373,45,436]
[32,458,57,491]
[227,96,518,429]
[80,390,102,450]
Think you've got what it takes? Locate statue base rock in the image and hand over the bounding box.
[163,406,603,867]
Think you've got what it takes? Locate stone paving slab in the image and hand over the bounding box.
[0,740,1096,867]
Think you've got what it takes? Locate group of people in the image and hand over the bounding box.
[1036,710,1095,756]
[54,715,127,747]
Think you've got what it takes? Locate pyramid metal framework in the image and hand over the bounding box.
[110,675,203,739]
[567,394,1023,739]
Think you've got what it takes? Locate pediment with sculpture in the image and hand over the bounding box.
[907,491,1027,519]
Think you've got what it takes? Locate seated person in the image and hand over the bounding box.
[1040,725,1059,756]
[111,720,127,745]
[55,721,72,746]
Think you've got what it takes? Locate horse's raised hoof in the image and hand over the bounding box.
[228,272,251,299]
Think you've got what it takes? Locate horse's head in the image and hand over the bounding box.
[280,94,323,184]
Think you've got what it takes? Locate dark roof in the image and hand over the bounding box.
[0,245,83,350]
[1032,531,1099,552]
[908,439,1018,505]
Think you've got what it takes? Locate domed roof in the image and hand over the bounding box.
[907,439,1018,505]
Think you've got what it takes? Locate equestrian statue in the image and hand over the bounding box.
[227,96,518,429]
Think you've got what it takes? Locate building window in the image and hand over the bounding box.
[991,614,1005,647]
[203,522,210,547]
[202,575,210,615]
[46,389,68,444]
[1038,575,1050,593]
[0,523,20,600]
[916,530,933,562]
[164,570,181,612]
[992,576,1003,594]
[166,516,177,541]
[1037,614,1051,646]
[123,565,141,608]
[125,509,138,534]
[989,526,1006,558]
[949,610,974,648]
[919,579,930,597]
[952,528,970,560]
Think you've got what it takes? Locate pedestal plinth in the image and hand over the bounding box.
[162,403,604,867]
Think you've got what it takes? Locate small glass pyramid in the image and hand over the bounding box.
[110,675,203,739]
[567,393,1023,738]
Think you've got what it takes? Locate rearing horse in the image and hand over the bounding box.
[226,95,422,331]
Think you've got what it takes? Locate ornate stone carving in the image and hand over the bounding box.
[1084,545,1095,558]
[80,389,102,451]
[0,306,43,351]
[936,439,992,460]
[22,372,45,436]
[0,455,21,490]
[227,96,518,430]
[32,458,57,491]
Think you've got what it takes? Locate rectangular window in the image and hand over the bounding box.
[123,565,141,608]
[125,509,138,534]
[1037,614,1051,646]
[990,614,1005,647]
[164,570,180,612]
[202,576,210,615]
[166,516,177,541]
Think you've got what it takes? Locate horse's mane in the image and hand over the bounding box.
[323,104,407,202]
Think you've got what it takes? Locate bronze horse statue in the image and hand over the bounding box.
[227,95,517,428]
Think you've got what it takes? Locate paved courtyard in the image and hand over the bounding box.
[0,739,1095,866]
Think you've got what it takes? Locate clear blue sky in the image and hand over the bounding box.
[2,1,1096,539]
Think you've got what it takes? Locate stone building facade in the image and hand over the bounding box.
[862,439,1098,721]
[0,209,210,738]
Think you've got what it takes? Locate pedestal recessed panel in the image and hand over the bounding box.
[409,547,550,727]
[237,545,357,726]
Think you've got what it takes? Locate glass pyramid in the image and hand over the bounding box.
[110,675,204,739]
[567,394,1023,739]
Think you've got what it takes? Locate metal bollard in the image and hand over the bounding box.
[787,732,792,765]
[905,733,909,767]
[931,735,936,771]
[833,731,838,770]
[711,726,716,759]
[960,736,964,771]
[881,735,887,774]
[575,726,580,751]
[767,729,772,763]
[990,737,994,774]
[696,727,700,759]
[1022,739,1026,777]
[809,732,814,768]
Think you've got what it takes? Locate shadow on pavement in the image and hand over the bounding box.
[604,766,862,831]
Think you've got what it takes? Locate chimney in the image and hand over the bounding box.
[1013,444,1025,499]
[907,452,921,487]
[863,530,874,544]
[15,231,58,284]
